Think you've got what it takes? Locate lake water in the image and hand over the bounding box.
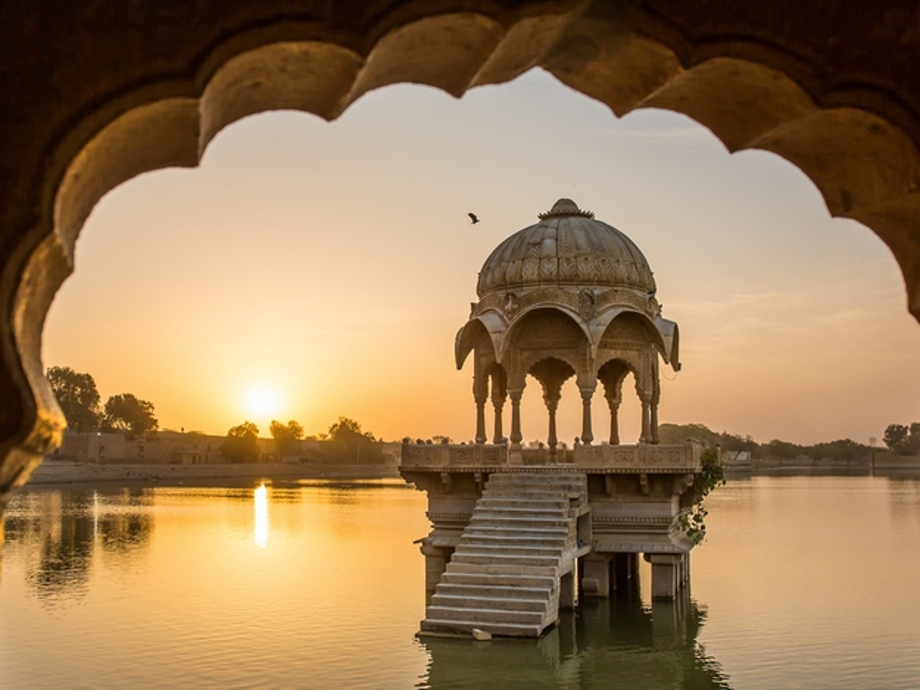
[2,474,920,689]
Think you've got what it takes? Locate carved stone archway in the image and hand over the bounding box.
[4,1,920,516]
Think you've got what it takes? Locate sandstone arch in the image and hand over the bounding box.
[3,1,920,509]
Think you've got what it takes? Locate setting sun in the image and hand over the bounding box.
[242,384,282,421]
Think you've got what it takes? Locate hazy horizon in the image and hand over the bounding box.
[42,69,920,447]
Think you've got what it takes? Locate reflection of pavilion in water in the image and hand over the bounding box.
[3,489,154,603]
[402,200,708,638]
[418,589,731,689]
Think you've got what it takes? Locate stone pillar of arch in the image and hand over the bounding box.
[638,390,653,444]
[489,367,507,444]
[650,383,661,445]
[579,387,595,445]
[508,388,524,450]
[530,358,575,462]
[472,375,488,445]
[598,361,630,445]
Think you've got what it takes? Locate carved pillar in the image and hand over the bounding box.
[607,397,621,444]
[474,394,487,444]
[490,369,507,444]
[639,393,652,443]
[650,400,660,444]
[580,387,594,445]
[599,363,627,446]
[491,397,504,444]
[546,396,559,461]
[509,389,523,448]
[530,358,574,463]
[473,375,487,445]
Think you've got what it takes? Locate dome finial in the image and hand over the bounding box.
[538,198,595,220]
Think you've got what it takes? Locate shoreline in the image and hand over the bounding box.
[25,460,401,489]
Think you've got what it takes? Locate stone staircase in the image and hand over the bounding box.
[420,471,587,638]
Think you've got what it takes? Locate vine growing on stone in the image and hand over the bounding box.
[679,447,726,545]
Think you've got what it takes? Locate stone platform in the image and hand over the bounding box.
[401,441,702,637]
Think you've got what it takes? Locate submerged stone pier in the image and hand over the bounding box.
[401,441,702,637]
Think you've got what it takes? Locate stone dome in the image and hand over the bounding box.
[476,199,656,297]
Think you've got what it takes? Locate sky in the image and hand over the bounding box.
[42,68,920,446]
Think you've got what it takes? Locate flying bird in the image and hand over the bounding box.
[468,212,480,225]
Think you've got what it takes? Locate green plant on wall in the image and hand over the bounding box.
[679,448,726,545]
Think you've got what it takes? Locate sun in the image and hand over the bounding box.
[242,384,282,420]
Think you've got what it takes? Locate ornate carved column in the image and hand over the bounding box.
[546,395,559,461]
[491,392,505,444]
[609,400,621,444]
[579,387,595,445]
[650,395,660,444]
[473,376,487,444]
[474,393,487,444]
[640,393,652,443]
[531,358,572,462]
[490,369,507,444]
[509,389,523,449]
[602,379,623,445]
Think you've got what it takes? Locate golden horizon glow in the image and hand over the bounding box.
[42,69,920,446]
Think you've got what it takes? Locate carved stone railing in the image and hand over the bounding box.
[400,442,701,472]
[400,443,506,468]
[573,443,701,471]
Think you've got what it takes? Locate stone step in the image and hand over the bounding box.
[472,508,568,521]
[462,527,569,542]
[439,571,556,589]
[485,477,584,490]
[486,472,584,481]
[434,582,553,600]
[468,515,571,529]
[483,483,581,494]
[425,605,544,625]
[451,552,559,567]
[453,544,562,559]
[445,561,558,577]
[476,497,569,510]
[430,593,546,612]
[460,531,567,549]
[419,617,543,638]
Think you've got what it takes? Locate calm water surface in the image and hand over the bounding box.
[2,475,920,689]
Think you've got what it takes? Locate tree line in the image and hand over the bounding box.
[219,416,383,463]
[47,366,158,438]
[657,422,874,462]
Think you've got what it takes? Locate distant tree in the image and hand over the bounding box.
[270,419,304,460]
[883,423,920,455]
[765,439,802,459]
[102,393,158,438]
[327,416,379,463]
[432,435,453,444]
[47,366,102,432]
[220,421,260,463]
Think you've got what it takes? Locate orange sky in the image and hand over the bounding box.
[42,69,920,446]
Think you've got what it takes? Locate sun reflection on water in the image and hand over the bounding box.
[254,484,269,548]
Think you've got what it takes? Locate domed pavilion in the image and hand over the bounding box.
[455,198,680,460]
[401,199,704,638]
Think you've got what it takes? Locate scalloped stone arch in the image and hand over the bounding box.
[4,1,920,510]
[500,304,592,365]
